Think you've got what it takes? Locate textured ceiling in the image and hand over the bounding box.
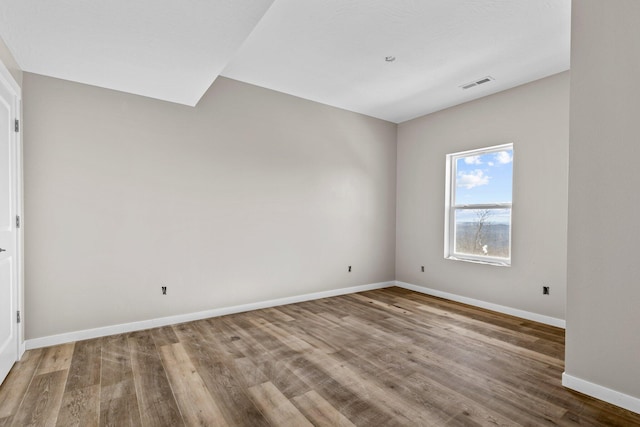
[0,0,570,123]
[0,0,275,106]
[221,0,571,123]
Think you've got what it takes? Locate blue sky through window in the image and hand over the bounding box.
[455,149,513,205]
[454,149,513,224]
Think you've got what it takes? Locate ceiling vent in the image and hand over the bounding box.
[461,76,494,90]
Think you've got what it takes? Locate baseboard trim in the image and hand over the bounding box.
[394,281,566,328]
[24,280,565,349]
[25,281,394,350]
[563,372,640,415]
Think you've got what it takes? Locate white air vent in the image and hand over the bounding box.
[460,76,494,90]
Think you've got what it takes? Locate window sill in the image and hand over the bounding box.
[445,256,510,267]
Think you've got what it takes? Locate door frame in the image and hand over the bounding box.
[0,59,23,360]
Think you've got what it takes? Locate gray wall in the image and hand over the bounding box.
[23,73,397,339]
[0,36,21,87]
[566,0,640,399]
[396,72,569,320]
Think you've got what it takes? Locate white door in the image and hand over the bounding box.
[0,70,19,386]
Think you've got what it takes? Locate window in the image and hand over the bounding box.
[445,144,513,266]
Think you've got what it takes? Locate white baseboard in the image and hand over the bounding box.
[394,281,566,328]
[24,280,565,349]
[25,281,393,350]
[563,372,640,415]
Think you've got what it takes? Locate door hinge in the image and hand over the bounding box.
[16,215,20,228]
[14,119,19,133]
[17,310,21,324]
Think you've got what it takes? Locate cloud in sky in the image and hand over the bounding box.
[457,169,489,189]
[495,151,513,164]
[464,155,482,165]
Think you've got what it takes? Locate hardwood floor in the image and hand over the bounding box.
[1,287,639,426]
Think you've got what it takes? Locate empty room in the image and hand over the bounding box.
[0,0,639,425]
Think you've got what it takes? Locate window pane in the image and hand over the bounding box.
[454,208,511,259]
[455,149,513,205]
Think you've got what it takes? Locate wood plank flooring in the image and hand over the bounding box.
[1,287,639,426]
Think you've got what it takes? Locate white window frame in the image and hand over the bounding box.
[444,143,513,266]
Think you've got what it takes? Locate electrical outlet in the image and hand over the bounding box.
[421,266,425,272]
[543,286,550,295]
[162,286,167,295]
[348,266,352,272]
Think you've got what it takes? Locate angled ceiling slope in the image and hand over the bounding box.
[222,0,571,123]
[0,0,275,106]
[0,1,570,123]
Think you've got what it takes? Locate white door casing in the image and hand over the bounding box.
[0,62,21,387]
